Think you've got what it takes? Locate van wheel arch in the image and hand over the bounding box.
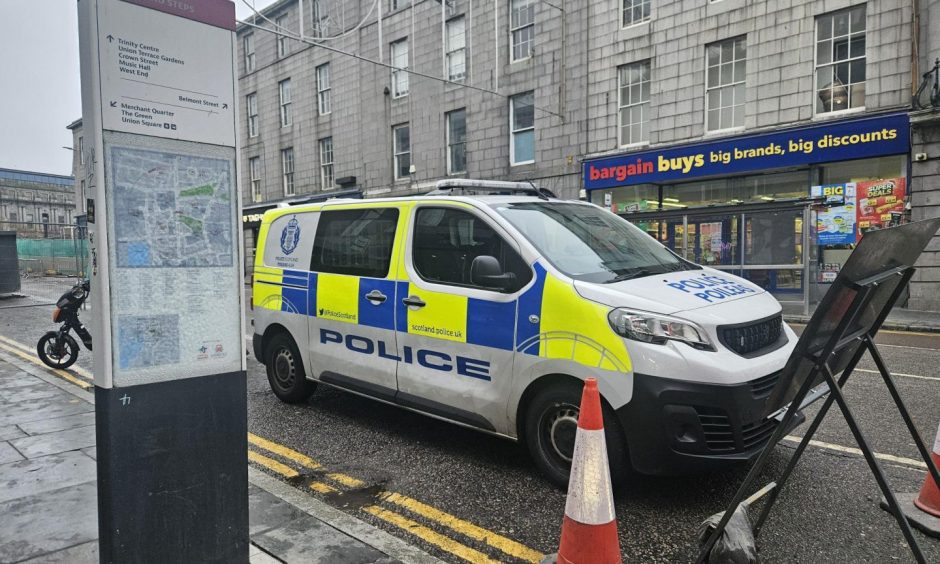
[261,326,315,403]
[517,374,631,489]
[262,324,294,358]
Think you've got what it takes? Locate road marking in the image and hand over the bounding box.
[0,341,92,390]
[878,343,940,352]
[309,482,338,494]
[0,335,93,381]
[855,368,940,382]
[783,435,928,470]
[248,433,321,469]
[364,505,500,564]
[328,473,366,488]
[248,450,300,478]
[382,492,544,563]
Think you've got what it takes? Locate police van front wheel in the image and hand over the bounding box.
[524,382,629,490]
[265,334,315,403]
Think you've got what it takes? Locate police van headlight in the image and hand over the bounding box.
[608,308,715,351]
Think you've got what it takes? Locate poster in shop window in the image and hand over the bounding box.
[812,183,857,246]
[856,178,906,238]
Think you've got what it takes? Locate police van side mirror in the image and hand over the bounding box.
[471,255,516,291]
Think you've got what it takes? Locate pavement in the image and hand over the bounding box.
[0,346,442,564]
[785,304,940,333]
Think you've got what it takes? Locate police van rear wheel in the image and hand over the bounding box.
[525,382,629,490]
[265,334,315,403]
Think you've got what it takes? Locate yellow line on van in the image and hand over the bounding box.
[309,482,338,494]
[0,334,94,381]
[363,505,500,564]
[248,450,300,478]
[381,492,543,563]
[247,433,321,470]
[0,341,92,390]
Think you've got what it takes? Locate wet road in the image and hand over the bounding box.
[3,277,939,563]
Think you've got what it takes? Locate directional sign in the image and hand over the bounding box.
[97,0,236,146]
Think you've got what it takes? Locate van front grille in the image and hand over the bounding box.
[719,315,783,356]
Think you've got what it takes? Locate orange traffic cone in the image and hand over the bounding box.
[543,378,621,564]
[882,422,940,538]
[914,424,940,518]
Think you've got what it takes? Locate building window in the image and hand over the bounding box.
[281,148,294,196]
[390,39,409,98]
[316,64,331,115]
[391,0,410,10]
[815,5,866,114]
[706,37,746,131]
[279,79,292,127]
[618,61,650,146]
[510,92,535,165]
[246,93,258,138]
[249,157,262,202]
[78,137,84,165]
[445,17,466,82]
[319,137,334,190]
[446,109,467,174]
[243,33,255,73]
[621,0,650,27]
[510,0,534,62]
[80,180,86,212]
[276,14,290,57]
[393,124,411,180]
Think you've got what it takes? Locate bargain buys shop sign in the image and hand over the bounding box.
[583,113,910,190]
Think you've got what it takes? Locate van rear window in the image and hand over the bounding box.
[310,208,399,278]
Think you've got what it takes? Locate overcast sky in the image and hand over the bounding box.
[0,0,276,177]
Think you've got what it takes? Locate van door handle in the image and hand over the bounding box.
[365,290,387,304]
[402,296,426,308]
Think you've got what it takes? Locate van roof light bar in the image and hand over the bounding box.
[427,179,554,199]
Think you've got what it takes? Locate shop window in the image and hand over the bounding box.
[618,61,650,146]
[706,37,746,131]
[819,154,905,185]
[597,184,659,213]
[815,5,866,114]
[728,171,808,202]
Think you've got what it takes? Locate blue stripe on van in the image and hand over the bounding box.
[515,262,547,355]
[307,272,318,317]
[467,298,516,351]
[358,278,397,330]
[395,281,410,333]
[282,287,308,315]
[283,269,309,288]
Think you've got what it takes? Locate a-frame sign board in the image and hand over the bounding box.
[697,217,940,564]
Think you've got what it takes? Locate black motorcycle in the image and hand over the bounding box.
[37,279,92,369]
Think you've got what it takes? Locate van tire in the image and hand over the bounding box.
[265,333,315,403]
[524,381,629,491]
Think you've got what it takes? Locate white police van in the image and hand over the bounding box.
[251,180,800,487]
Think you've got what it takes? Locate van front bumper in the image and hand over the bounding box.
[616,371,804,475]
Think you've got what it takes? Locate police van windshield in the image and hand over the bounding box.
[494,202,698,283]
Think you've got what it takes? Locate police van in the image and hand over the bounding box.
[251,180,800,487]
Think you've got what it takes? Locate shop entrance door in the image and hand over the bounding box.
[630,205,810,314]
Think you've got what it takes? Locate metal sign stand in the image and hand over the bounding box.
[697,219,940,564]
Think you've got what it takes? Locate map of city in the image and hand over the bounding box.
[110,146,234,268]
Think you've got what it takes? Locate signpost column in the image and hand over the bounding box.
[77,0,248,561]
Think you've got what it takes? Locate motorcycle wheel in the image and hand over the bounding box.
[37,332,79,370]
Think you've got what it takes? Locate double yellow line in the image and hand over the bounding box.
[247,432,543,563]
[0,334,544,563]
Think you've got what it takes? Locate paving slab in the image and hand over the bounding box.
[253,515,399,564]
[0,397,92,428]
[0,482,98,563]
[0,425,26,441]
[18,412,96,436]
[80,446,96,460]
[8,426,96,459]
[0,385,64,404]
[20,541,97,564]
[0,451,96,503]
[0,441,24,465]
[249,482,306,536]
